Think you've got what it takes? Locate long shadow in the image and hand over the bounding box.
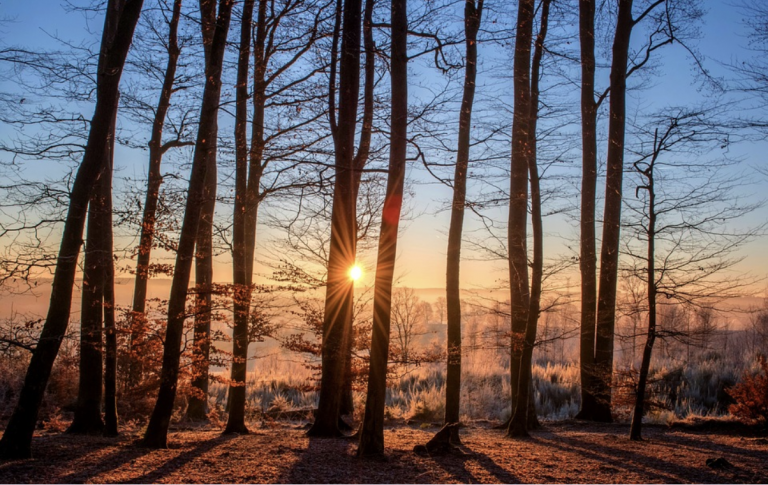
[57,439,152,483]
[0,433,120,482]
[125,433,236,484]
[652,430,768,458]
[280,436,357,484]
[422,449,482,483]
[535,431,711,483]
[428,443,522,484]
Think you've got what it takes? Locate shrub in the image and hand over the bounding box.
[727,356,768,425]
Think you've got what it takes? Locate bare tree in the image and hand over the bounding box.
[622,109,762,440]
[127,0,191,390]
[142,0,234,449]
[0,0,145,459]
[68,100,119,436]
[442,0,483,444]
[309,0,363,438]
[508,0,551,438]
[581,0,705,422]
[357,0,408,455]
[505,0,534,439]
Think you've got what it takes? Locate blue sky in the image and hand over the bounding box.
[0,0,765,293]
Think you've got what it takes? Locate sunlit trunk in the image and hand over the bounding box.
[225,0,256,434]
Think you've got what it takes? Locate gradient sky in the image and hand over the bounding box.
[0,0,766,296]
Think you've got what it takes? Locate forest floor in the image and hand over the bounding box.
[0,419,766,483]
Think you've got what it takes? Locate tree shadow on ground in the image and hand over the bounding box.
[280,436,358,483]
[57,440,152,483]
[533,430,715,483]
[125,433,237,484]
[0,433,117,482]
[428,444,522,484]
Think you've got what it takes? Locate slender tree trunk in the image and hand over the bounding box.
[443,0,483,444]
[341,0,376,420]
[0,0,144,459]
[225,0,256,435]
[630,132,658,442]
[142,0,234,449]
[505,0,534,439]
[593,0,634,423]
[356,0,407,457]
[129,0,183,388]
[187,0,219,422]
[308,0,362,438]
[576,0,600,421]
[103,108,119,437]
[508,0,550,438]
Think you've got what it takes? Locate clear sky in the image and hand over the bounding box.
[0,0,766,296]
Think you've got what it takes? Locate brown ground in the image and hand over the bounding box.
[0,421,766,483]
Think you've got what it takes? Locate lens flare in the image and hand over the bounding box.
[349,265,363,281]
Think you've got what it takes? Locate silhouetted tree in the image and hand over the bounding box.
[508,0,550,438]
[623,109,761,440]
[308,0,363,438]
[443,0,483,444]
[357,0,408,455]
[128,0,190,389]
[142,0,234,449]
[0,0,145,459]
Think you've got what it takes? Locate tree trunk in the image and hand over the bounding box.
[630,131,658,442]
[129,0,183,389]
[593,0,634,423]
[224,0,256,435]
[508,0,550,438]
[505,0,534,439]
[187,0,220,422]
[143,0,233,449]
[103,108,119,437]
[356,0,407,457]
[341,0,376,419]
[0,0,144,459]
[68,142,112,436]
[576,0,600,421]
[308,0,362,438]
[443,0,483,445]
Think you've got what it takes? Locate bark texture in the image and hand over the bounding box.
[506,0,534,438]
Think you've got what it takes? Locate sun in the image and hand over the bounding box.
[349,264,363,281]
